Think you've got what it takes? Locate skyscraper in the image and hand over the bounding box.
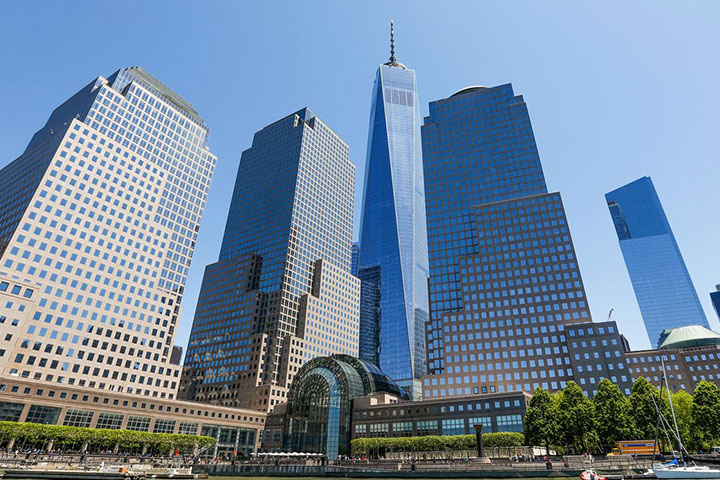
[351,242,360,276]
[421,85,593,396]
[605,176,709,346]
[711,286,720,321]
[356,23,429,398]
[180,108,360,411]
[0,67,217,399]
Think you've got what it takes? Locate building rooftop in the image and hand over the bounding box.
[450,86,489,98]
[658,325,720,350]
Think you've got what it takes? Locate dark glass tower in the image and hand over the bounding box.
[180,108,360,411]
[606,176,708,347]
[357,24,429,399]
[711,286,720,321]
[421,85,593,396]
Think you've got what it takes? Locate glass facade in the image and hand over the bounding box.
[0,401,24,422]
[181,109,359,411]
[422,85,548,374]
[421,85,593,396]
[283,354,407,460]
[358,59,429,399]
[711,287,720,321]
[25,404,60,424]
[200,424,257,457]
[62,408,94,427]
[96,412,124,429]
[351,243,359,276]
[605,176,708,346]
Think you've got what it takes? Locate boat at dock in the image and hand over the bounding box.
[648,361,720,480]
[1,469,141,480]
[653,464,720,479]
[0,465,207,479]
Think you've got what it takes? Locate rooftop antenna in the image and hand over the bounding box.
[389,20,396,63]
[608,308,614,322]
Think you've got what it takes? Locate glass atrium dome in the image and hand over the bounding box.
[283,354,407,459]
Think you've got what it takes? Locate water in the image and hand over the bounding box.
[12,476,554,480]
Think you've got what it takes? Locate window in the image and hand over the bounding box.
[416,420,439,436]
[441,418,465,436]
[96,412,123,429]
[496,414,523,432]
[26,405,60,424]
[153,419,176,434]
[126,416,151,432]
[468,416,492,433]
[368,423,388,437]
[63,409,93,427]
[391,421,413,437]
[0,401,24,422]
[178,421,198,435]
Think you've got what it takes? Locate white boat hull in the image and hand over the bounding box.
[654,466,720,479]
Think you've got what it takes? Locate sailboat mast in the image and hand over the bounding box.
[662,359,683,455]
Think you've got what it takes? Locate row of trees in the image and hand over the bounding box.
[524,378,720,454]
[351,432,524,455]
[0,421,216,455]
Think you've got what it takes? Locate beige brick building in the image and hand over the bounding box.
[0,67,217,400]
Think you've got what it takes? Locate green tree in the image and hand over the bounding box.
[691,381,720,450]
[630,377,665,441]
[556,382,598,454]
[671,390,693,451]
[594,379,635,451]
[524,387,558,455]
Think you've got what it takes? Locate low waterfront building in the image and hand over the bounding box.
[259,354,528,459]
[625,324,720,392]
[565,321,633,396]
[0,377,265,457]
[351,390,528,439]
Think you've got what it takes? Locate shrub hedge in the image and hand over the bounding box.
[351,432,524,454]
[0,421,216,454]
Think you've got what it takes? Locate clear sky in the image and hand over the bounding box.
[1,1,719,352]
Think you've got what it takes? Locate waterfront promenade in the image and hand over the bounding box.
[0,451,656,478]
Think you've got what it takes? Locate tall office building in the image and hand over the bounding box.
[711,286,720,321]
[421,85,593,396]
[605,176,708,347]
[351,243,360,276]
[180,108,360,412]
[356,23,429,398]
[0,67,217,399]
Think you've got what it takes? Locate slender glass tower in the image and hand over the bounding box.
[357,23,429,399]
[606,176,708,346]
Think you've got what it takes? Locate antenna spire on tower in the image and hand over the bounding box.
[389,20,396,63]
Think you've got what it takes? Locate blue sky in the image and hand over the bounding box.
[1,1,719,351]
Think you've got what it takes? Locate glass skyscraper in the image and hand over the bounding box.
[357,29,429,399]
[0,67,217,399]
[711,286,720,321]
[605,176,708,346]
[180,108,360,412]
[421,85,594,396]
